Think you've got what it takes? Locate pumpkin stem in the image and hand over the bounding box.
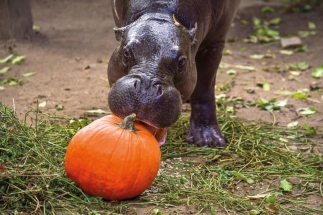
[118,113,138,133]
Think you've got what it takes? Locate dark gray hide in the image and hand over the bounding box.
[108,0,240,147]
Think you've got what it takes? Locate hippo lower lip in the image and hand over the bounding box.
[137,121,167,146]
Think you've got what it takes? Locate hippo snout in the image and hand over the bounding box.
[108,75,182,128]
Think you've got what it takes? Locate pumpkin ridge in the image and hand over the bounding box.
[127,132,159,197]
[124,133,142,196]
[100,121,125,198]
[104,120,141,199]
[111,128,132,198]
[75,117,119,196]
[77,124,108,195]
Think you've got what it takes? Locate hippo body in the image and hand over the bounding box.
[108,0,240,147]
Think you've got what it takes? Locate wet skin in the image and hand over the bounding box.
[108,0,240,147]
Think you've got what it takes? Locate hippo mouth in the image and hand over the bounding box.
[137,121,167,146]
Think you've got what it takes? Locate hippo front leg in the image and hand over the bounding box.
[187,42,227,147]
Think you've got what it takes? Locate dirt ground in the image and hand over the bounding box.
[0,0,322,214]
[0,0,322,130]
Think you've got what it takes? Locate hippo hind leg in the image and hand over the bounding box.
[186,41,227,147]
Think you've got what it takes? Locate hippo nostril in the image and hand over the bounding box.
[133,80,140,92]
[134,80,137,89]
[156,85,163,97]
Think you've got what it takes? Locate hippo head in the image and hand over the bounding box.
[108,13,197,134]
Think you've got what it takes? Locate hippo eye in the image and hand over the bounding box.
[122,48,132,66]
[178,56,186,67]
[124,49,131,58]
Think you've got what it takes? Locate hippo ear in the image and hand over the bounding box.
[188,22,197,44]
[113,27,125,42]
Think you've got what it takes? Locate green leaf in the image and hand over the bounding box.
[222,49,232,55]
[86,109,109,114]
[0,54,13,64]
[266,29,279,37]
[244,35,258,43]
[33,25,40,32]
[55,104,64,110]
[297,107,316,116]
[311,65,323,78]
[275,99,287,107]
[287,121,298,128]
[1,77,24,85]
[298,62,309,70]
[261,6,275,13]
[280,50,294,55]
[279,137,288,143]
[232,171,254,184]
[263,82,271,91]
[286,63,297,70]
[275,90,292,96]
[153,209,166,215]
[248,210,261,215]
[12,56,26,65]
[249,54,264,59]
[304,124,316,135]
[290,71,301,76]
[39,101,47,108]
[235,65,255,71]
[257,98,287,111]
[253,18,261,28]
[295,45,307,52]
[226,69,236,75]
[298,31,316,38]
[280,179,292,192]
[226,106,234,113]
[0,86,5,91]
[241,20,248,25]
[0,67,10,74]
[269,17,281,25]
[22,72,36,77]
[69,118,91,129]
[265,195,276,204]
[259,97,268,104]
[308,22,316,30]
[215,93,226,101]
[291,92,308,99]
[304,4,312,12]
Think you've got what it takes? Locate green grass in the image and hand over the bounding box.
[0,102,322,214]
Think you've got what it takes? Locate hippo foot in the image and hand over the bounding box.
[186,123,227,147]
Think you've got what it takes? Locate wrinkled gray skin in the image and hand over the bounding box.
[108,0,240,147]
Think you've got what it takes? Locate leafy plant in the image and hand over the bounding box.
[244,17,280,43]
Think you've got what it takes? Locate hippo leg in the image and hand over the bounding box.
[186,41,226,147]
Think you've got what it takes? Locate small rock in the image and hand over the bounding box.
[313,146,323,154]
[288,145,298,152]
[288,176,301,184]
[308,182,319,188]
[83,65,90,70]
[281,36,303,48]
[310,82,323,91]
[307,195,323,204]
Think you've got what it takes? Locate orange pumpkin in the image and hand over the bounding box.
[65,114,161,200]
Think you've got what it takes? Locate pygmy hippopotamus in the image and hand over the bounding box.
[108,0,241,147]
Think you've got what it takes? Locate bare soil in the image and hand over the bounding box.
[0,0,322,214]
